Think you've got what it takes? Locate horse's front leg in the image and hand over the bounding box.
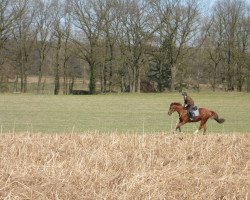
[203,124,207,134]
[175,121,186,133]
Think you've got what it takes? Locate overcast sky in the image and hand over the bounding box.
[209,0,250,7]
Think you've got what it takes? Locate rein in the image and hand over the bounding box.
[173,104,185,118]
[179,110,184,118]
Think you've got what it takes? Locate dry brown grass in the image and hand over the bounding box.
[0,133,249,200]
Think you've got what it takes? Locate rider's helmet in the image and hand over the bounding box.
[181,91,187,96]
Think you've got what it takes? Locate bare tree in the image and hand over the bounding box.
[11,0,35,93]
[71,0,103,94]
[61,1,73,94]
[247,62,250,92]
[151,0,201,91]
[96,0,118,93]
[33,0,53,93]
[204,14,223,91]
[0,0,21,49]
[211,0,249,91]
[51,0,63,95]
[0,0,249,94]
[235,3,249,91]
[0,0,26,87]
[117,0,153,93]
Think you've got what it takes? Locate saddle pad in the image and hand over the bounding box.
[193,109,199,117]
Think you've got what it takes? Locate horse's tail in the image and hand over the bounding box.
[210,111,225,124]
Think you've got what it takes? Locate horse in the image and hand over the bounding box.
[168,102,225,134]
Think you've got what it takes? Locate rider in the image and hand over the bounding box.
[181,92,195,121]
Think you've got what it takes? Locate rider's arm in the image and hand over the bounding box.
[183,96,187,107]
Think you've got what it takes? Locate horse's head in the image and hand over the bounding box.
[168,102,182,115]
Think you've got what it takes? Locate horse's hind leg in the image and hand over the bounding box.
[193,129,199,134]
[196,119,208,134]
[194,119,208,134]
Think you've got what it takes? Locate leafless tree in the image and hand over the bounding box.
[61,0,73,94]
[117,0,153,93]
[11,0,35,93]
[0,0,22,49]
[235,3,249,91]
[151,0,201,91]
[0,0,249,94]
[96,0,118,93]
[33,0,53,93]
[204,14,223,91]
[0,0,26,87]
[211,0,249,91]
[71,0,103,94]
[51,0,64,95]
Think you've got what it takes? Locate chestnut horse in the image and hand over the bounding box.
[168,102,225,134]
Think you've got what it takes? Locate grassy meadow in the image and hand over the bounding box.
[0,92,249,199]
[0,92,249,133]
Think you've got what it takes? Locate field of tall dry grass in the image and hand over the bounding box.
[0,133,249,199]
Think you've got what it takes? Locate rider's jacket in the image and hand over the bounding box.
[184,96,194,108]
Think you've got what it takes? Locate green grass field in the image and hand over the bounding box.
[0,92,249,133]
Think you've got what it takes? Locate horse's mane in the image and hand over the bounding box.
[170,102,182,106]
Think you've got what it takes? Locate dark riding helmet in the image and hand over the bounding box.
[181,91,187,96]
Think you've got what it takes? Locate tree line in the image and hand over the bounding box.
[0,0,249,94]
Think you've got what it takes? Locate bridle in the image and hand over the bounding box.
[168,104,185,118]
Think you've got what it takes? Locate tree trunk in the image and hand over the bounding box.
[211,63,218,92]
[89,63,96,94]
[121,75,124,92]
[247,73,250,92]
[20,71,24,93]
[103,64,107,93]
[54,65,60,95]
[14,75,18,92]
[227,68,234,91]
[42,78,46,94]
[62,60,68,95]
[63,74,68,95]
[236,64,244,92]
[54,37,61,95]
[69,77,75,94]
[132,68,136,93]
[37,69,42,93]
[37,54,44,94]
[24,74,27,93]
[137,69,140,93]
[170,63,176,92]
[20,59,27,93]
[100,65,104,93]
[109,44,114,92]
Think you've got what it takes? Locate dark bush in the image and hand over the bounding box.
[140,80,156,93]
[70,90,91,95]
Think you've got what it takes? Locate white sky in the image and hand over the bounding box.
[209,0,250,7]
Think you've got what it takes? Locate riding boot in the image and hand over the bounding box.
[188,109,194,121]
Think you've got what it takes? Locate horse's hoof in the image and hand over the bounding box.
[178,137,183,140]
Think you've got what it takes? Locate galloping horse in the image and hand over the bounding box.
[168,102,225,134]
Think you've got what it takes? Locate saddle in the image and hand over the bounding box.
[188,106,199,120]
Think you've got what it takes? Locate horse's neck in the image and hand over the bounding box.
[175,106,185,116]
